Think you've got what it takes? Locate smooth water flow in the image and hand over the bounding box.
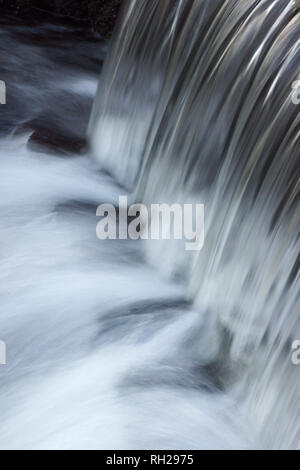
[0,0,299,450]
[89,0,300,449]
[0,19,251,450]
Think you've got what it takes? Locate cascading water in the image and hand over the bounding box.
[0,0,299,451]
[0,13,252,451]
[89,0,300,450]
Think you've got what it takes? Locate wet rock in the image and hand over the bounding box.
[27,119,86,156]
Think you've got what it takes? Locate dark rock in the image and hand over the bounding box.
[0,0,122,38]
[27,120,86,156]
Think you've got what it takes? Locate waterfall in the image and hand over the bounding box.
[89,0,300,449]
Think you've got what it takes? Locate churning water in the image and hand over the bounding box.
[0,16,251,451]
[89,0,300,450]
[0,0,299,450]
